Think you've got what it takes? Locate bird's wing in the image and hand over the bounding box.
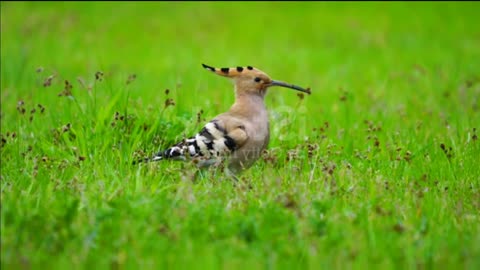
[150,118,248,163]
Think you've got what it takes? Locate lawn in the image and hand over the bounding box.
[1,1,479,269]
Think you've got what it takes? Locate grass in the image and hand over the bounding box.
[1,1,479,269]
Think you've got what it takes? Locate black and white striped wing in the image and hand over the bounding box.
[152,120,238,164]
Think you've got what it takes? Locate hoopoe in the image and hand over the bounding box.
[138,64,310,176]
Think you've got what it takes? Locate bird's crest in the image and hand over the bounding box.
[201,63,264,78]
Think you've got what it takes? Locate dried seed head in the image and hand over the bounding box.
[17,101,26,114]
[43,75,54,87]
[196,110,204,123]
[286,149,298,162]
[62,123,71,133]
[404,151,412,162]
[65,80,72,90]
[58,80,73,96]
[95,71,104,81]
[393,223,405,234]
[165,98,175,108]
[339,88,348,101]
[126,74,137,85]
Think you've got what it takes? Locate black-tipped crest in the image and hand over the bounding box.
[221,68,230,73]
[202,63,252,77]
[202,63,215,72]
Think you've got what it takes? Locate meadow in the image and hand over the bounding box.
[1,1,479,269]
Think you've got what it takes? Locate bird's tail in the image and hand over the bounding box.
[133,143,189,165]
[132,153,163,165]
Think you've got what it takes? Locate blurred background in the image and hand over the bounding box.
[2,2,478,98]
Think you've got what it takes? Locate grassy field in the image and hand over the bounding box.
[1,1,479,269]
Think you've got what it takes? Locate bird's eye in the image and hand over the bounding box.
[254,77,261,83]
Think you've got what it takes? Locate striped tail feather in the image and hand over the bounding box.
[133,120,237,166]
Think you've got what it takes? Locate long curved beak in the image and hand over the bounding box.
[270,80,311,94]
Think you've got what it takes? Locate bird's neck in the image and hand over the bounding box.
[229,93,267,118]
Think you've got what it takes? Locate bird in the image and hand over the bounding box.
[137,63,311,178]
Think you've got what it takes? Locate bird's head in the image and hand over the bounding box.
[202,63,311,97]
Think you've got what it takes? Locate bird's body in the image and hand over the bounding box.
[139,64,310,176]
